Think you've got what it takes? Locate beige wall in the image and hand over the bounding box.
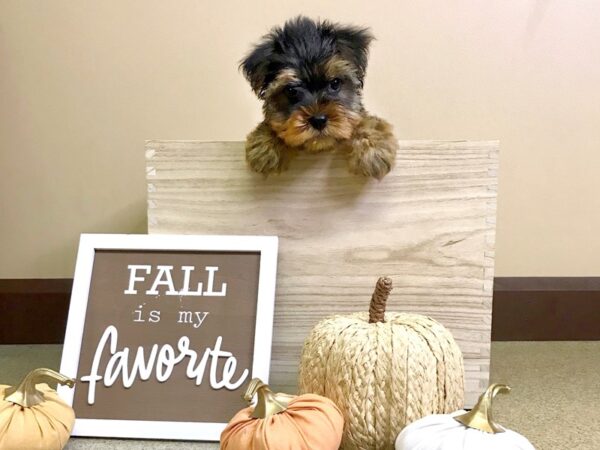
[1,0,599,278]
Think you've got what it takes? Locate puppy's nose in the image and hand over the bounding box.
[309,114,328,130]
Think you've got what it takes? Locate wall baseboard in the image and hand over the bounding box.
[0,279,72,344]
[492,277,600,341]
[1,277,598,344]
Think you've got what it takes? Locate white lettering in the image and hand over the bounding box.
[125,265,230,297]
[193,311,209,328]
[209,336,248,389]
[80,326,249,404]
[177,311,210,328]
[146,265,177,295]
[80,325,117,404]
[204,266,227,296]
[178,311,193,324]
[176,265,203,296]
[124,265,151,294]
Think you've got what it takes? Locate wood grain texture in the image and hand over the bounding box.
[145,140,498,407]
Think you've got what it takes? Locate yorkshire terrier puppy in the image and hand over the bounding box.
[241,16,398,179]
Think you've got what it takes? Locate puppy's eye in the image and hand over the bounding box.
[285,86,301,102]
[329,78,342,92]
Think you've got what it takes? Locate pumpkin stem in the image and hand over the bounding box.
[4,368,75,408]
[368,277,393,323]
[243,378,294,419]
[454,383,511,433]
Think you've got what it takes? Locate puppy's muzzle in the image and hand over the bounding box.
[308,114,328,131]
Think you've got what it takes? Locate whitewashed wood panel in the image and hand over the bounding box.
[146,140,498,407]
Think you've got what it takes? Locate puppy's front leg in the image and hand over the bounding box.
[245,122,290,175]
[346,115,399,180]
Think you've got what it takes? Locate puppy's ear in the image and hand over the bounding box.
[240,30,280,98]
[334,25,374,86]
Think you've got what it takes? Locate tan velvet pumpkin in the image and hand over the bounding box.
[220,378,344,450]
[0,368,76,450]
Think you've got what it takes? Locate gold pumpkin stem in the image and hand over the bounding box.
[4,368,75,408]
[243,378,294,419]
[368,277,393,323]
[455,383,511,433]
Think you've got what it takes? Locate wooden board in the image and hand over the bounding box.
[145,140,498,407]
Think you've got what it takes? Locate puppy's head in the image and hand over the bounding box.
[241,17,373,149]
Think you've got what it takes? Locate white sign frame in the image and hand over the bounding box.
[58,233,278,441]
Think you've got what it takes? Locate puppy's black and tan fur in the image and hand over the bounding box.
[241,16,398,179]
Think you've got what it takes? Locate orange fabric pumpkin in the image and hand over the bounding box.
[220,378,344,450]
[0,368,75,450]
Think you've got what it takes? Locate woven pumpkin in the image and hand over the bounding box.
[0,368,76,450]
[220,378,344,450]
[298,277,465,450]
[396,384,535,449]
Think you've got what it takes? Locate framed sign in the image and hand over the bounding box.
[58,234,278,441]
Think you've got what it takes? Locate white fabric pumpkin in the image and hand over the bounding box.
[396,384,535,450]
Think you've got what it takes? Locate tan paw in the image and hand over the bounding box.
[245,123,287,175]
[347,115,398,180]
[348,144,395,179]
[246,142,283,174]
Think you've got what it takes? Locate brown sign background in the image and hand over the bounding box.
[72,249,260,422]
